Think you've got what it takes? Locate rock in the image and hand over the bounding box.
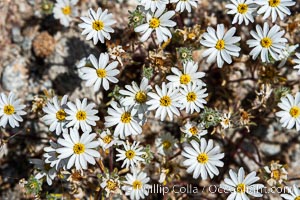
[1,57,28,92]
[259,143,281,156]
[12,27,23,43]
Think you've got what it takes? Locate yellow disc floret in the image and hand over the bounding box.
[215,40,225,50]
[162,141,171,149]
[121,112,131,123]
[132,180,142,190]
[73,143,85,154]
[160,96,171,107]
[125,150,135,159]
[236,183,246,193]
[197,153,208,164]
[237,4,248,14]
[290,106,300,118]
[189,126,198,135]
[92,20,104,31]
[261,37,273,48]
[135,91,147,103]
[149,18,160,29]
[56,109,66,121]
[187,92,197,102]
[62,6,71,15]
[76,110,87,121]
[269,0,281,7]
[3,105,15,115]
[106,180,117,190]
[103,135,112,144]
[180,74,191,84]
[96,68,107,78]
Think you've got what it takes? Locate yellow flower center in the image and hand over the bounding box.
[135,91,147,103]
[121,112,131,123]
[295,196,300,200]
[162,141,171,149]
[236,183,246,193]
[62,6,71,15]
[290,106,300,118]
[189,126,198,135]
[261,37,273,48]
[106,180,117,190]
[186,92,197,102]
[132,180,142,190]
[103,135,112,144]
[180,74,191,84]
[76,110,87,121]
[73,143,85,154]
[56,109,66,121]
[3,105,15,115]
[197,153,208,164]
[96,69,107,78]
[125,150,135,159]
[223,118,230,125]
[149,18,160,29]
[269,0,280,7]
[188,33,196,40]
[92,20,104,31]
[237,4,248,14]
[160,96,171,107]
[215,40,225,50]
[272,169,280,180]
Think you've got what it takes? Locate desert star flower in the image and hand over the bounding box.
[65,98,100,132]
[220,167,264,200]
[166,61,206,88]
[200,24,241,68]
[278,44,298,67]
[134,9,176,43]
[225,0,255,25]
[181,138,224,179]
[79,8,116,45]
[0,92,26,128]
[256,0,296,22]
[179,82,208,114]
[275,92,300,131]
[155,132,179,156]
[181,121,207,139]
[100,173,121,197]
[119,78,151,121]
[56,129,100,170]
[104,101,142,139]
[146,82,181,121]
[294,53,300,74]
[140,0,169,13]
[247,22,287,63]
[98,129,120,150]
[42,95,68,135]
[170,0,198,13]
[122,168,151,200]
[30,158,57,186]
[81,53,119,91]
[116,141,145,169]
[53,0,78,27]
[281,184,300,200]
